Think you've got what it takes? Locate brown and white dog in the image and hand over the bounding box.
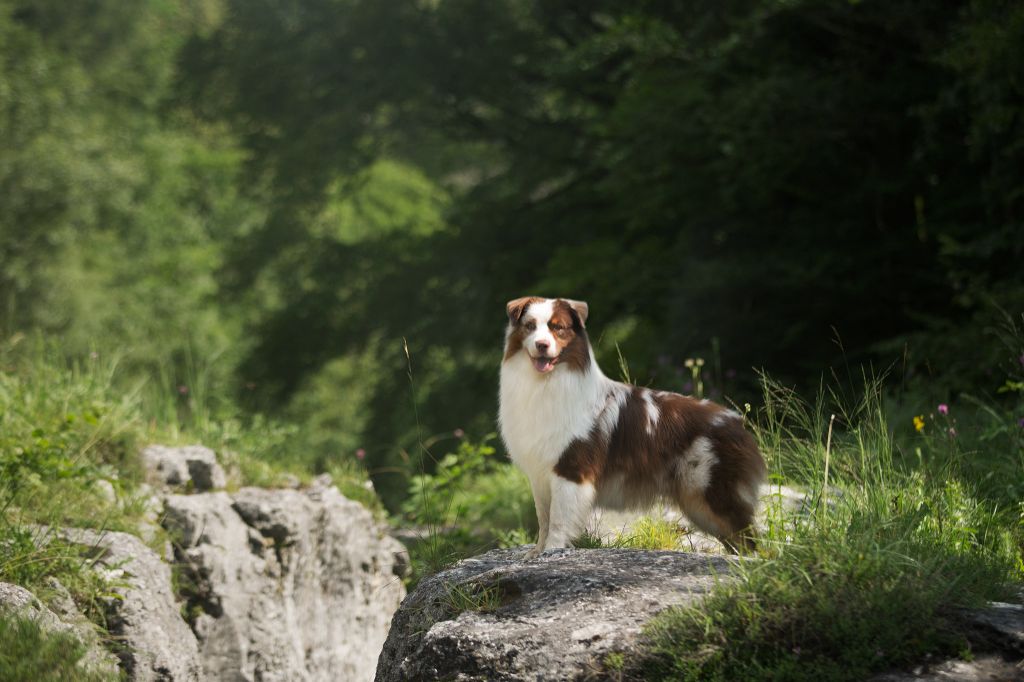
[498,296,767,558]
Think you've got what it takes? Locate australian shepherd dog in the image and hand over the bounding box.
[499,297,767,558]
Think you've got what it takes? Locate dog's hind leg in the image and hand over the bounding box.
[678,490,758,555]
[524,475,552,560]
[542,475,595,552]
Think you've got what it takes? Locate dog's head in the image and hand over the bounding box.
[503,297,590,373]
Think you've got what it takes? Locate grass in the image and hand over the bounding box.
[0,614,114,682]
[631,376,1023,681]
[573,516,688,551]
[439,580,506,615]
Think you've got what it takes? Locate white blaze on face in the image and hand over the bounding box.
[523,299,556,358]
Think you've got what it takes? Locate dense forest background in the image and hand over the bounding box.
[2,0,1022,509]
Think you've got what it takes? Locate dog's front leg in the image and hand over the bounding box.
[524,475,552,560]
[542,475,596,551]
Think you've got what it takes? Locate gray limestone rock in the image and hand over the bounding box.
[164,485,406,682]
[374,547,735,682]
[142,444,226,491]
[59,527,203,681]
[0,581,121,678]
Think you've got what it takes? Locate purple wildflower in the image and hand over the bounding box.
[453,428,465,439]
[355,448,366,460]
[937,403,948,415]
[177,385,188,395]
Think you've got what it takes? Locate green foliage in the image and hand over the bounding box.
[0,522,126,638]
[156,0,1024,506]
[0,613,113,682]
[400,435,534,585]
[0,338,143,530]
[402,436,533,532]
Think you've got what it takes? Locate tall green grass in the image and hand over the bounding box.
[635,375,1023,681]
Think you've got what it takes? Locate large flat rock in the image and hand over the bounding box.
[375,547,734,682]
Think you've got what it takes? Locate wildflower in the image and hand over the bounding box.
[948,427,957,437]
[684,358,695,368]
[355,448,366,460]
[913,415,925,432]
[453,428,465,438]
[937,403,948,415]
[177,385,189,395]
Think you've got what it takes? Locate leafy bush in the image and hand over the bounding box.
[400,435,535,584]
[402,435,534,533]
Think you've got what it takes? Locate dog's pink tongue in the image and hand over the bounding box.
[533,356,556,373]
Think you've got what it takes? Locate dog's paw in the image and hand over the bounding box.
[523,545,543,560]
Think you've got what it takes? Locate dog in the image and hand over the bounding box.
[498,296,767,558]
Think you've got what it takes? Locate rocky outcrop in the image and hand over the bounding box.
[142,444,226,492]
[59,527,203,681]
[164,481,407,682]
[375,546,733,682]
[0,581,121,678]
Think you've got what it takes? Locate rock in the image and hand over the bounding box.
[870,599,1024,681]
[375,546,734,682]
[869,655,1022,681]
[142,444,226,491]
[164,485,406,682]
[0,581,121,678]
[59,527,202,681]
[965,600,1024,651]
[94,478,118,504]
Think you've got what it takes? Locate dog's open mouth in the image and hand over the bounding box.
[532,356,557,373]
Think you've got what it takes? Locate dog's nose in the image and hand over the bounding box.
[535,340,550,353]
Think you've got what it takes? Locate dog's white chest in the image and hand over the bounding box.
[498,354,606,480]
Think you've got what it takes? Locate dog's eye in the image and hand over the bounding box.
[524,320,536,331]
[550,323,564,332]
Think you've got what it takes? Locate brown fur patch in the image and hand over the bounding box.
[550,299,590,372]
[506,296,545,325]
[554,387,766,549]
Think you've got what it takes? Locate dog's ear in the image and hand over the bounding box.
[506,296,542,324]
[563,299,589,327]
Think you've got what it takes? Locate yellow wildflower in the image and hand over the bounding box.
[913,415,925,432]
